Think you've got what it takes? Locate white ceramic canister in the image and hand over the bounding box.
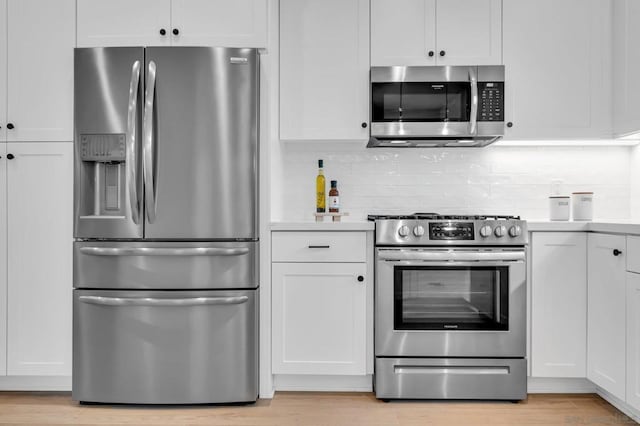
[549,196,570,221]
[572,192,594,221]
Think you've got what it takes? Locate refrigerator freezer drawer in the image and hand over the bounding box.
[74,241,258,290]
[73,289,258,404]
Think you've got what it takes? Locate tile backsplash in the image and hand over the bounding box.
[272,143,631,222]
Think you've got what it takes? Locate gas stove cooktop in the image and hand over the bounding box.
[367,213,521,221]
[369,213,527,246]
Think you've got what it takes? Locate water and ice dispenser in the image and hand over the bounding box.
[78,134,128,218]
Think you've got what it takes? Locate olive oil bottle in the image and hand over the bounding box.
[316,159,326,213]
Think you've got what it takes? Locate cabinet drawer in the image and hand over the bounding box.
[272,231,367,263]
[628,236,640,273]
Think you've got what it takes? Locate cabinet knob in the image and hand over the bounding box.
[172,28,180,36]
[506,122,513,128]
[357,275,364,282]
[439,50,446,57]
[6,154,14,160]
[6,123,14,130]
[428,50,435,57]
[361,122,367,128]
[159,28,166,36]
[613,249,622,256]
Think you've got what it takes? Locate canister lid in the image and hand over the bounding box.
[549,196,570,199]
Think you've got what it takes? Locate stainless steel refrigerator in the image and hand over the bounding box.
[72,47,259,404]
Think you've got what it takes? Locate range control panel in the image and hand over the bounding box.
[429,222,474,240]
[478,82,504,122]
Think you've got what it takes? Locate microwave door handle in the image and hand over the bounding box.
[143,60,158,223]
[126,60,141,224]
[469,68,478,135]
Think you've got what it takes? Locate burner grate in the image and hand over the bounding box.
[367,213,521,221]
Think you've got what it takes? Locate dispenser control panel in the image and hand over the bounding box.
[80,134,126,162]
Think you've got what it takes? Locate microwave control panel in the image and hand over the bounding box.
[478,82,504,122]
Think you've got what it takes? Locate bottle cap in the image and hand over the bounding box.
[318,159,323,168]
[331,180,337,187]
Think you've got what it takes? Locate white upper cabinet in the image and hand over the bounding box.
[4,0,74,142]
[531,232,587,378]
[371,0,436,66]
[280,0,369,141]
[6,143,73,376]
[77,0,267,48]
[435,0,502,66]
[0,0,6,142]
[613,0,640,138]
[371,0,502,66]
[171,0,267,47]
[77,0,172,47]
[587,233,626,401]
[503,0,612,140]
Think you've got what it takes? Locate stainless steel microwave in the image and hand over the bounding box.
[367,65,505,148]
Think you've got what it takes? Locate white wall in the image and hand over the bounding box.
[272,143,631,221]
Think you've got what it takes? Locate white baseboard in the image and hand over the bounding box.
[0,376,71,391]
[596,387,640,424]
[527,377,596,393]
[273,375,373,392]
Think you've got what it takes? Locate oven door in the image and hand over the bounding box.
[375,248,526,358]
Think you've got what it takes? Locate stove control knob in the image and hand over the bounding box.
[479,225,492,238]
[509,225,522,237]
[494,225,507,238]
[398,225,410,238]
[413,225,425,237]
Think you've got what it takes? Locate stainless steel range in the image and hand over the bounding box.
[370,214,528,401]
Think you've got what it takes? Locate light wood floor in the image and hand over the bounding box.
[0,392,635,425]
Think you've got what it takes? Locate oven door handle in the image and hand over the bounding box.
[377,250,525,262]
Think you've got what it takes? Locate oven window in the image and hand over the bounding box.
[446,82,471,121]
[394,266,509,331]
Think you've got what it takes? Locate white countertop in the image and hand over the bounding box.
[527,220,640,235]
[270,221,375,231]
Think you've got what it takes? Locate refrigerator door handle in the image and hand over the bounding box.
[143,60,158,223]
[79,246,250,257]
[78,295,249,307]
[126,60,141,224]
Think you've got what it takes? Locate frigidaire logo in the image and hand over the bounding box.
[230,57,248,64]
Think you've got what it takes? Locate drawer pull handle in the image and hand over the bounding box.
[79,295,248,307]
[613,249,622,256]
[308,245,331,249]
[80,247,249,256]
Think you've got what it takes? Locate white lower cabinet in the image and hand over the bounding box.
[271,230,370,378]
[531,232,587,378]
[627,271,640,410]
[3,142,73,376]
[587,233,626,400]
[272,262,366,375]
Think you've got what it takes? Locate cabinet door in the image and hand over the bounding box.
[0,0,6,142]
[280,0,369,141]
[370,0,436,66]
[7,142,73,376]
[613,0,640,137]
[77,0,171,47]
[627,272,640,411]
[171,0,267,48]
[435,0,502,66]
[587,233,626,400]
[0,144,6,375]
[503,0,612,139]
[272,262,367,375]
[531,232,587,377]
[7,0,75,142]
